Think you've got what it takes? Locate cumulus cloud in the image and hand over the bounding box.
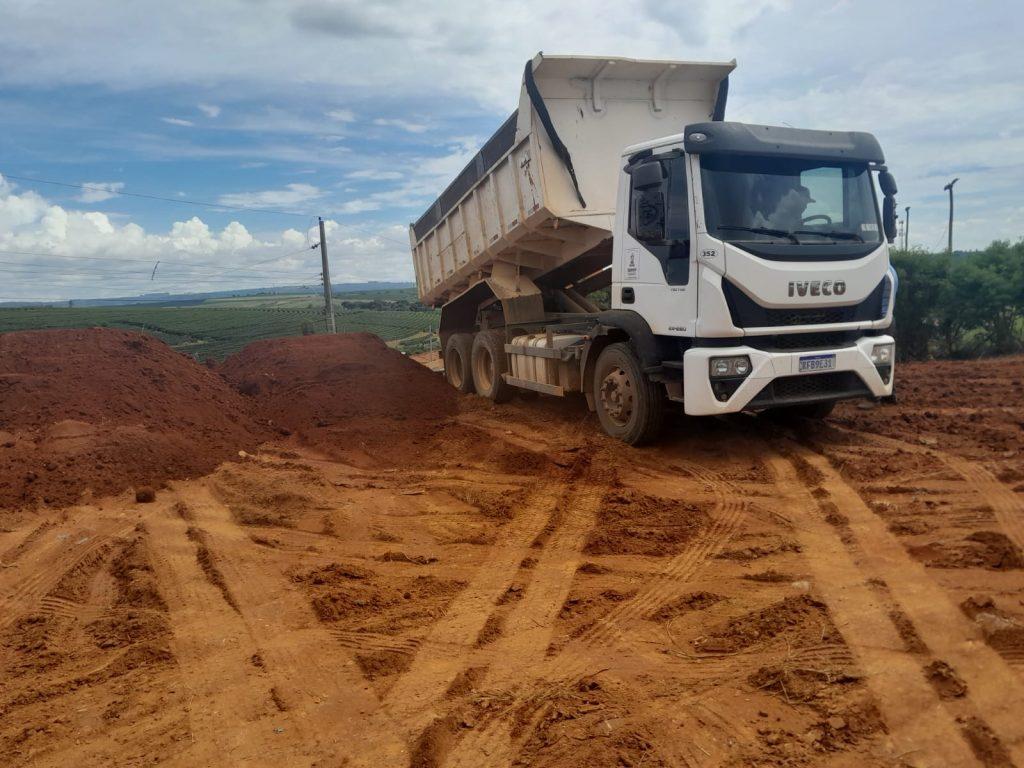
[161,116,195,127]
[0,175,412,302]
[77,181,125,203]
[197,103,221,118]
[326,108,356,123]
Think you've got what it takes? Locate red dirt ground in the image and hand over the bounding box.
[0,329,267,513]
[3,334,1024,768]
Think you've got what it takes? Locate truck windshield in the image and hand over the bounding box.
[699,154,881,245]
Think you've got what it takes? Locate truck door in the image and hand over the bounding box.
[614,152,697,337]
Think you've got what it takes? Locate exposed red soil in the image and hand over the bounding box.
[0,328,267,512]
[219,333,457,466]
[834,354,1024,459]
[4,330,1024,768]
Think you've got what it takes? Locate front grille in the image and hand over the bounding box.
[745,332,858,352]
[723,278,887,329]
[747,371,870,409]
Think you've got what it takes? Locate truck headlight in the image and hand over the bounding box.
[870,343,894,365]
[709,355,751,379]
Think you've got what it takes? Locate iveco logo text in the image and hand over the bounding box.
[787,280,846,297]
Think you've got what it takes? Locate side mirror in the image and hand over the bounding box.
[878,170,898,197]
[882,195,897,243]
[630,160,665,190]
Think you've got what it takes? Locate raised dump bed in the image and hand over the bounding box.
[410,53,735,308]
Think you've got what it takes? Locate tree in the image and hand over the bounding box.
[953,240,1024,354]
[892,250,950,359]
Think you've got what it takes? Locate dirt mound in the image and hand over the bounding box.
[0,328,267,510]
[694,595,839,654]
[584,488,710,557]
[220,333,457,465]
[909,530,1024,570]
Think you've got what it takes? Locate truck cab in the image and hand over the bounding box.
[613,122,896,424]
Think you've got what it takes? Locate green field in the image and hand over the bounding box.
[0,293,440,361]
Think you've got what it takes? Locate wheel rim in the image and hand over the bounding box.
[474,347,494,392]
[447,348,464,388]
[599,366,634,426]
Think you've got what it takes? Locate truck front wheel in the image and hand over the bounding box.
[444,333,475,394]
[471,330,513,403]
[593,343,663,445]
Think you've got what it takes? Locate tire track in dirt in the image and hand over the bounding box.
[929,453,1024,553]
[767,450,977,767]
[835,427,1024,555]
[169,482,410,768]
[0,515,135,631]
[446,461,749,768]
[382,480,563,742]
[0,517,57,567]
[782,443,1024,765]
[442,480,604,768]
[575,462,747,652]
[145,496,290,767]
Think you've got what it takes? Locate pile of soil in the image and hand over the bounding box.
[219,333,457,465]
[584,488,710,557]
[0,328,267,510]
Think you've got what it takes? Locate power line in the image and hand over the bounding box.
[2,173,314,218]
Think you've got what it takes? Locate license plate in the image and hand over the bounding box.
[798,353,836,373]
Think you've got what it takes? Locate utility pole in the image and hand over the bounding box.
[904,206,910,251]
[943,178,959,255]
[318,216,337,333]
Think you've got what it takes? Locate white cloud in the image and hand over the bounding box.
[77,181,124,203]
[373,117,428,133]
[346,170,404,180]
[197,102,221,118]
[336,199,382,214]
[161,116,195,127]
[217,183,322,209]
[0,1,1020,253]
[0,174,414,301]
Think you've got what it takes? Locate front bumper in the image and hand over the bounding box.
[681,335,894,416]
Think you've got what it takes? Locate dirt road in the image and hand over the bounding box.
[2,334,1023,767]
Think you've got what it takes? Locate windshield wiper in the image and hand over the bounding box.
[791,229,865,242]
[717,225,800,244]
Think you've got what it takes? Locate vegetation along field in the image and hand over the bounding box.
[0,289,440,360]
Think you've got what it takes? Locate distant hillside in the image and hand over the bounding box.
[0,282,415,308]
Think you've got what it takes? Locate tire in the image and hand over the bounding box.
[767,400,836,420]
[471,330,513,403]
[444,333,475,394]
[593,342,664,445]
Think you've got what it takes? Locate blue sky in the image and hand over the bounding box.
[0,0,1021,301]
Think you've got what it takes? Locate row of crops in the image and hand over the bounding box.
[0,304,440,361]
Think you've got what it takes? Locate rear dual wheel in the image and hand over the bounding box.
[593,342,664,445]
[444,333,475,394]
[471,330,513,403]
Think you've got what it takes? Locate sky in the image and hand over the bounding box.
[0,0,1021,302]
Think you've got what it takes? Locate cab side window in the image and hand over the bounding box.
[627,155,690,285]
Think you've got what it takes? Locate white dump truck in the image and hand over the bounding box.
[410,54,898,444]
